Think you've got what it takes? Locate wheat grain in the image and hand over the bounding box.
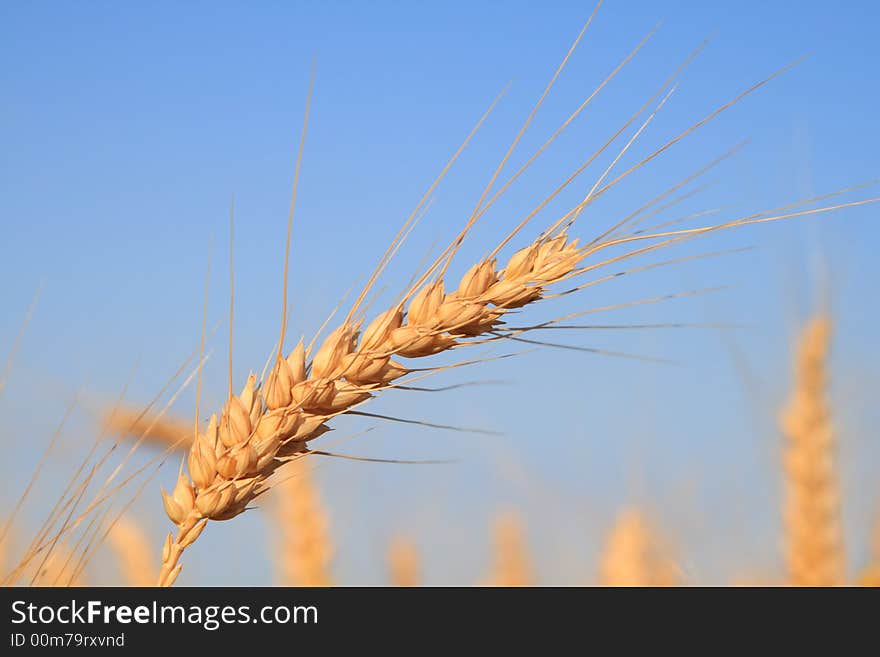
[107,515,155,587]
[387,536,420,587]
[780,314,845,586]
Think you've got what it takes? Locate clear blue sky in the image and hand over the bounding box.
[1,1,878,584]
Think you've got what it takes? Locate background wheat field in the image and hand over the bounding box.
[1,0,878,586]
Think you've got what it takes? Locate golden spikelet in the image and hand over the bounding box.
[780,314,845,586]
[387,536,420,587]
[107,516,155,587]
[272,458,333,587]
[598,508,678,586]
[485,511,533,586]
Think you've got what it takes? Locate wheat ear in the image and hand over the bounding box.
[598,508,678,586]
[153,47,880,585]
[387,536,420,587]
[155,222,599,585]
[107,515,155,587]
[271,459,333,586]
[780,314,845,586]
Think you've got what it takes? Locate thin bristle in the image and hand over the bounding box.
[780,314,845,586]
[0,282,43,401]
[228,194,236,402]
[436,3,604,280]
[278,64,315,359]
[195,241,212,438]
[33,547,86,587]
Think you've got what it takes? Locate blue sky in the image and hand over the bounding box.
[1,1,878,584]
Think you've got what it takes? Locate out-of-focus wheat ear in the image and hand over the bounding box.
[729,574,778,587]
[598,508,679,586]
[107,515,154,587]
[101,406,194,450]
[858,514,880,586]
[484,511,534,587]
[272,458,333,587]
[780,314,845,586]
[387,536,420,587]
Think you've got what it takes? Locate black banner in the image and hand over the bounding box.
[1,586,874,650]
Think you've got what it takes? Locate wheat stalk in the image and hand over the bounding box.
[780,314,845,586]
[156,221,608,585]
[107,515,155,587]
[271,459,333,586]
[485,511,533,586]
[598,508,678,586]
[387,536,420,587]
